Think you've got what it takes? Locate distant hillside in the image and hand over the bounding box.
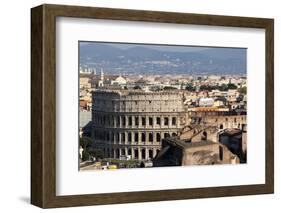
[79,43,246,75]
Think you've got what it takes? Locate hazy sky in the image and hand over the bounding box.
[80,41,245,53]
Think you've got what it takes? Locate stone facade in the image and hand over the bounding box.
[153,138,239,167]
[219,127,247,163]
[181,141,239,165]
[189,110,247,131]
[180,125,219,143]
[92,89,188,161]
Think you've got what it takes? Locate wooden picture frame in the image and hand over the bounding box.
[31,4,274,208]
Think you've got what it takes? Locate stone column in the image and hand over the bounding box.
[177,115,180,128]
[118,132,121,144]
[119,148,122,158]
[145,132,149,145]
[131,147,135,159]
[117,115,122,128]
[145,148,149,160]
[153,132,156,145]
[168,115,172,128]
[138,131,141,144]
[112,115,115,128]
[137,116,140,128]
[133,132,136,144]
[153,148,157,158]
[125,115,128,128]
[161,115,164,127]
[138,148,142,161]
[132,116,135,128]
[125,147,128,156]
[145,115,149,128]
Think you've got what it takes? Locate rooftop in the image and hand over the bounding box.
[164,137,217,149]
[93,88,181,96]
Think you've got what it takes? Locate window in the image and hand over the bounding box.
[141,133,146,142]
[135,116,139,126]
[121,133,125,143]
[149,133,153,142]
[122,116,126,126]
[142,117,146,126]
[134,149,138,159]
[202,131,207,140]
[113,133,116,143]
[141,149,146,159]
[128,132,132,142]
[164,132,170,138]
[219,146,223,161]
[111,115,114,126]
[134,132,139,142]
[156,133,161,142]
[149,150,153,159]
[156,117,161,125]
[149,117,153,126]
[117,116,120,126]
[164,117,169,126]
[128,116,132,126]
[172,117,176,125]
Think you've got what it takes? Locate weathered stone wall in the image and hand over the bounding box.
[180,125,218,142]
[194,114,247,130]
[92,90,188,161]
[182,143,239,166]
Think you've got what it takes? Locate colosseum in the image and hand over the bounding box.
[92,89,188,161]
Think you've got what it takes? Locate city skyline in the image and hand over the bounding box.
[79,41,247,171]
[79,41,247,76]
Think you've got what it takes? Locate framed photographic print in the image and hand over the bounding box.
[31,4,274,208]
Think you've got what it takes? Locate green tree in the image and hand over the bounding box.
[80,137,105,161]
[227,83,238,90]
[79,136,92,149]
[238,86,247,94]
[80,137,92,161]
[185,84,195,92]
[88,147,104,159]
[82,150,90,161]
[219,84,228,91]
[200,85,212,91]
[163,86,177,90]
